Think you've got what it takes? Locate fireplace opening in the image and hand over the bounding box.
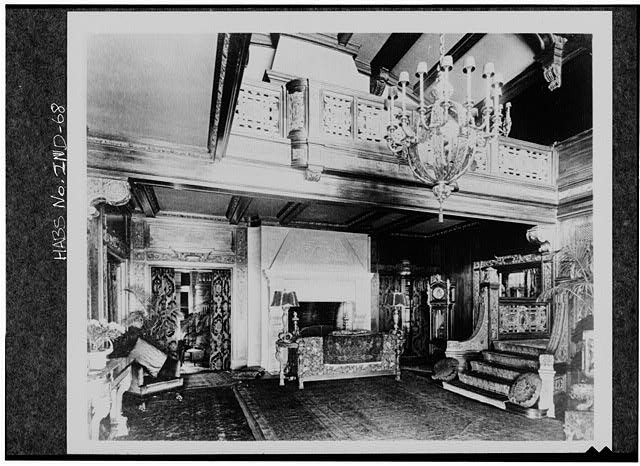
[289,301,342,334]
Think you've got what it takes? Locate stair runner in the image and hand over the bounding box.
[442,340,548,416]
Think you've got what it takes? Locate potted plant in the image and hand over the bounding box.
[538,239,593,376]
[87,319,125,370]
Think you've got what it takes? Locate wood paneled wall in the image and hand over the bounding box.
[373,221,537,340]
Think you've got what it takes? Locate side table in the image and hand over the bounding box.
[275,339,299,386]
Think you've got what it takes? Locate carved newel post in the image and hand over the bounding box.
[537,353,556,418]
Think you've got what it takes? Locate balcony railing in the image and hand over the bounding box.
[231,78,557,187]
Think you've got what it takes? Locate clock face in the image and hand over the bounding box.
[432,286,446,300]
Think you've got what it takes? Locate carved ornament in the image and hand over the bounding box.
[304,165,323,182]
[526,224,556,253]
[88,177,131,218]
[536,34,568,91]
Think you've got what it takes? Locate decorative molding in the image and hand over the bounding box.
[276,202,307,226]
[88,177,131,218]
[225,196,253,225]
[87,134,209,159]
[474,253,544,270]
[208,33,252,161]
[146,249,236,264]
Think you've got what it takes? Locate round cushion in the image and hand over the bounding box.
[432,357,459,382]
[508,372,542,408]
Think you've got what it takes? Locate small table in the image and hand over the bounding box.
[275,339,299,386]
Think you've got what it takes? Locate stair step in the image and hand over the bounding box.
[493,340,547,357]
[482,350,539,370]
[470,360,525,381]
[458,371,512,396]
[442,379,507,410]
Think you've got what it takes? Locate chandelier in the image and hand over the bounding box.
[385,34,512,222]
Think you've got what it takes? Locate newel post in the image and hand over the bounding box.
[538,353,556,418]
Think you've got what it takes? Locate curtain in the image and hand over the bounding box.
[209,269,232,370]
[151,267,177,309]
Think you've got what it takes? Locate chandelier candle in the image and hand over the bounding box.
[384,34,512,223]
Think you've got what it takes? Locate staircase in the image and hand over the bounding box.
[442,340,550,418]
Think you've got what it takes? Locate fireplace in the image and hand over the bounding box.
[288,301,341,332]
[261,227,373,371]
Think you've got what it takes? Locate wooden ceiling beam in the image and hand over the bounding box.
[277,202,307,226]
[373,213,435,235]
[345,209,389,231]
[225,195,253,225]
[208,33,251,161]
[130,182,160,218]
[337,33,354,46]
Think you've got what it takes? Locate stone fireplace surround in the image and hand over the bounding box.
[257,226,373,372]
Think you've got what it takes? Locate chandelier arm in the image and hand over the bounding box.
[406,148,437,185]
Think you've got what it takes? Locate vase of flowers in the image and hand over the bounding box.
[87,319,125,370]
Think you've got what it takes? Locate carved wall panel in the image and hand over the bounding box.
[322,92,353,138]
[498,302,549,336]
[498,143,552,183]
[233,86,281,137]
[288,91,305,133]
[356,101,386,143]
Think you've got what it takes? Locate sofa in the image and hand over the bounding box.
[296,330,402,389]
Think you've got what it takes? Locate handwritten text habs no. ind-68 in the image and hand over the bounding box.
[51,103,66,261]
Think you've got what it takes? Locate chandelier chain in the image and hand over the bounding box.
[439,33,445,61]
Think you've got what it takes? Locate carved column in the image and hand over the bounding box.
[538,353,556,418]
[87,177,132,321]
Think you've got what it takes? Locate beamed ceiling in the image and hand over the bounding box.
[89,32,592,236]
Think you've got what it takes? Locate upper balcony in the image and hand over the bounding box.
[226,77,559,223]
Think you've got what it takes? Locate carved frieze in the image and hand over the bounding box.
[145,249,236,264]
[87,177,131,218]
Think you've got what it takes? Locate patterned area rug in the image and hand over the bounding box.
[234,372,565,441]
[182,371,235,390]
[120,386,254,441]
